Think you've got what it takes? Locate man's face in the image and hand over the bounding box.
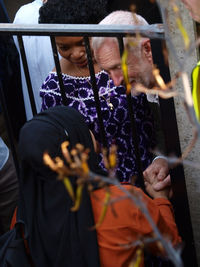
[181,0,200,22]
[94,39,154,89]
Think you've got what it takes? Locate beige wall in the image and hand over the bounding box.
[166,1,200,265]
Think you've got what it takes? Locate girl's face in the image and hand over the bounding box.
[56,36,88,68]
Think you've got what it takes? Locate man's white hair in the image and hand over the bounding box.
[92,10,149,53]
[99,10,148,26]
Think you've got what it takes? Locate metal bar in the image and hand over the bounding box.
[84,36,107,149]
[17,35,37,116]
[117,37,124,56]
[0,23,164,39]
[127,93,145,189]
[50,36,67,106]
[0,81,19,175]
[117,37,145,189]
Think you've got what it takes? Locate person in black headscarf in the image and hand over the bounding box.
[18,105,102,267]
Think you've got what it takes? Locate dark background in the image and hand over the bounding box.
[4,0,26,21]
[5,0,162,23]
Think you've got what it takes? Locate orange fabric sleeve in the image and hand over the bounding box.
[90,185,181,267]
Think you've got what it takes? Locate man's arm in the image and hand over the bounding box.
[143,100,171,191]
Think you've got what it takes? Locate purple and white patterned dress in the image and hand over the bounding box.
[40,70,155,182]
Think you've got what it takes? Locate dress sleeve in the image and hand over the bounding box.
[40,73,62,111]
[136,189,182,249]
[152,198,181,245]
[91,185,181,265]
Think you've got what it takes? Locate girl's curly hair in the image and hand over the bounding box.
[39,0,108,24]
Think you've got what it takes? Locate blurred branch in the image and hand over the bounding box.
[44,143,183,267]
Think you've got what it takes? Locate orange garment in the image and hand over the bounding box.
[10,206,32,263]
[90,185,181,267]
[10,206,17,230]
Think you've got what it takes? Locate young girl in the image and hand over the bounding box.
[39,0,156,183]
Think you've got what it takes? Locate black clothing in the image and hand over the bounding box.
[18,106,101,267]
[0,0,26,141]
[0,152,18,235]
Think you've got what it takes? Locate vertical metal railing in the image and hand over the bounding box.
[17,35,37,116]
[50,36,68,106]
[84,36,108,149]
[117,36,145,189]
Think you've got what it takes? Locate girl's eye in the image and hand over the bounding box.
[78,40,85,46]
[58,46,69,52]
[59,46,69,52]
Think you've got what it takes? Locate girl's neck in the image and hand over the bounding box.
[58,58,101,77]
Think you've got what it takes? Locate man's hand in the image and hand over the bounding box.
[143,158,171,191]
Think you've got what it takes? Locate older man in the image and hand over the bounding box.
[93,10,170,191]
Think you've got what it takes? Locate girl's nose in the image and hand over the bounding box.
[71,48,85,60]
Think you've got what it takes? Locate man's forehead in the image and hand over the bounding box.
[98,56,121,71]
[98,39,119,54]
[96,40,121,65]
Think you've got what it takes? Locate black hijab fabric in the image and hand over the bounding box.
[18,106,102,267]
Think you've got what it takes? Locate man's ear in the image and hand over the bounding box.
[142,39,153,64]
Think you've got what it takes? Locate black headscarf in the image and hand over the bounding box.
[18,106,102,267]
